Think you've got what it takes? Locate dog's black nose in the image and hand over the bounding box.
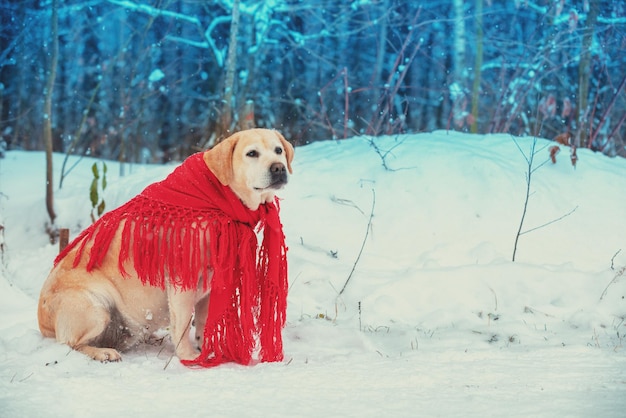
[268,162,288,188]
[270,162,286,174]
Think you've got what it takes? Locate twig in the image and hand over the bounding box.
[590,74,626,147]
[330,195,365,215]
[511,136,537,262]
[520,206,578,235]
[600,265,625,301]
[606,112,626,153]
[288,271,302,292]
[369,10,422,136]
[610,249,622,270]
[511,135,573,261]
[342,67,349,139]
[338,189,376,297]
[317,68,348,140]
[367,134,406,171]
[488,286,498,311]
[164,315,194,370]
[59,79,103,189]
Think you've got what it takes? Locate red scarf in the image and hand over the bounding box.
[56,153,288,367]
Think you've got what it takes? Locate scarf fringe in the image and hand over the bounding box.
[184,200,288,367]
[59,197,215,291]
[257,216,288,362]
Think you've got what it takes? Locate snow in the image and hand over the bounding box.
[1,131,625,417]
[449,81,463,100]
[148,69,165,83]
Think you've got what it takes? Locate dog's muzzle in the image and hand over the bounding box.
[254,163,288,191]
[268,162,288,189]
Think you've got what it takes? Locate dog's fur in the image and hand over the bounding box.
[37,129,294,362]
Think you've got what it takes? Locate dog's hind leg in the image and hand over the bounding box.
[52,291,122,362]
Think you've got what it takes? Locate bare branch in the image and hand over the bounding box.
[599,265,625,301]
[520,206,578,236]
[338,189,376,297]
[106,0,201,24]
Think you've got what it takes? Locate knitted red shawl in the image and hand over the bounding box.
[55,153,288,367]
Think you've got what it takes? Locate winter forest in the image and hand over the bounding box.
[1,0,625,164]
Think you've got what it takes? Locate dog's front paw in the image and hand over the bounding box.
[79,346,122,363]
[176,347,200,361]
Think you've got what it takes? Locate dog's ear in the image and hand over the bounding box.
[275,131,295,174]
[203,133,239,185]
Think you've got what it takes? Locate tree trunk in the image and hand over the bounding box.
[470,0,483,134]
[575,0,599,148]
[373,0,389,88]
[452,0,467,128]
[43,0,59,231]
[239,100,255,130]
[452,0,466,83]
[10,3,27,150]
[370,0,389,132]
[217,0,241,143]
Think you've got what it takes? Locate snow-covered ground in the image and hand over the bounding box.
[1,131,625,417]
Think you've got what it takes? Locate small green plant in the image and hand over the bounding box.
[89,162,107,223]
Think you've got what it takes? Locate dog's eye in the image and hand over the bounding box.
[275,147,283,155]
[246,150,259,158]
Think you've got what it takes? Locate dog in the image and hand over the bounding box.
[38,128,294,362]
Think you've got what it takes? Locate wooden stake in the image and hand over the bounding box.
[59,228,69,253]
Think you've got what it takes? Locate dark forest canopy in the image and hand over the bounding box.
[0,0,625,163]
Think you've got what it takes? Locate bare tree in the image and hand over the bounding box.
[216,0,241,143]
[43,0,59,239]
[575,0,599,148]
[511,136,577,262]
[451,0,468,128]
[470,0,483,134]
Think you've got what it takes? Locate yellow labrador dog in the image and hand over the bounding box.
[38,129,293,362]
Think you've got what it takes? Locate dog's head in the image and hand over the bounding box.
[204,128,294,210]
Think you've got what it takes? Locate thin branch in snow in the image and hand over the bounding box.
[511,136,537,262]
[163,315,193,370]
[511,135,579,261]
[610,249,622,271]
[338,189,376,297]
[599,265,625,301]
[366,134,407,171]
[520,206,578,236]
[330,195,365,216]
